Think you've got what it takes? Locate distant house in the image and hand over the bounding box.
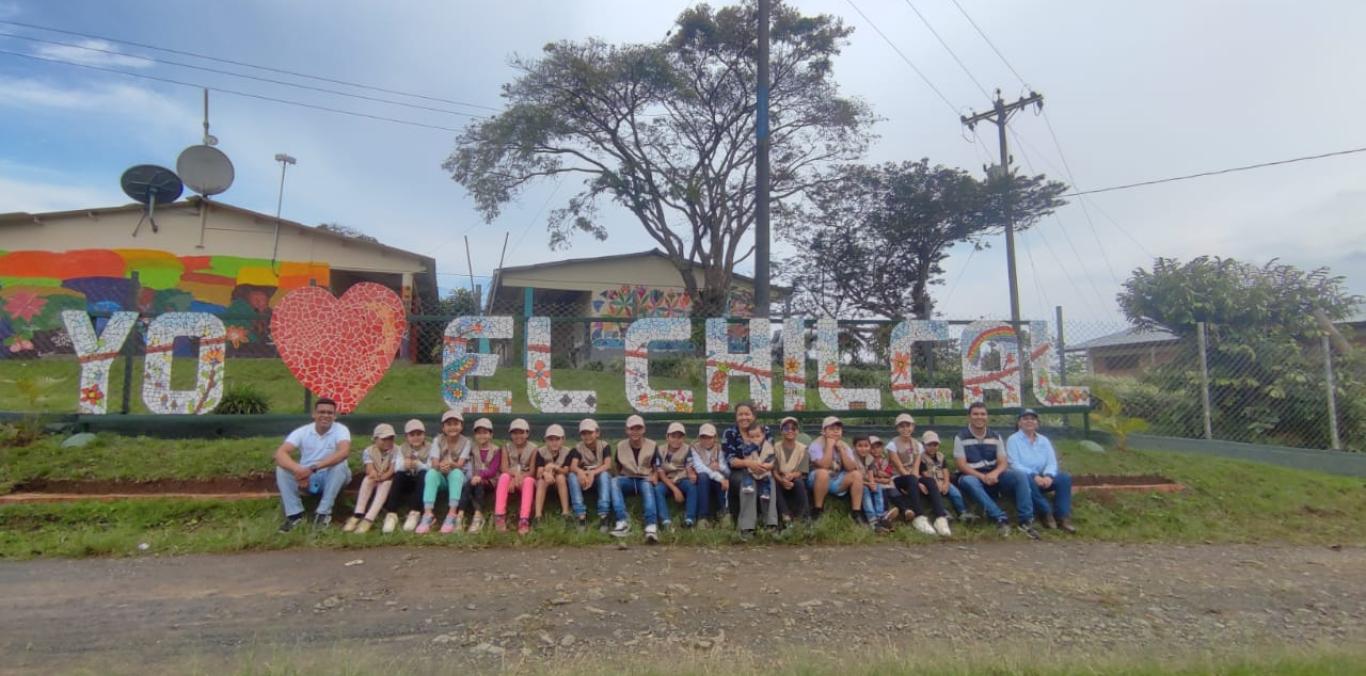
[1068,327,1181,377]
[486,249,786,363]
[0,198,436,359]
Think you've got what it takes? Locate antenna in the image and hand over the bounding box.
[120,164,183,236]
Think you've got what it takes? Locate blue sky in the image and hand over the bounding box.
[2,0,1365,331]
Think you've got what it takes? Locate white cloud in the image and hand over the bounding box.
[0,77,195,129]
[33,39,154,69]
[0,174,121,214]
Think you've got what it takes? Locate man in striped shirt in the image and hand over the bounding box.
[953,401,1040,540]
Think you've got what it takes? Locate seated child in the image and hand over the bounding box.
[345,423,398,534]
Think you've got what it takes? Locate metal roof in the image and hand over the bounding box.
[1069,326,1179,351]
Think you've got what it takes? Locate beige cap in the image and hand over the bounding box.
[698,423,718,437]
[821,415,843,429]
[403,419,425,434]
[440,409,464,423]
[579,418,600,433]
[922,430,941,445]
[372,423,397,439]
[666,421,686,435]
[472,417,493,431]
[895,413,916,426]
[779,416,799,428]
[626,414,646,429]
[509,418,530,432]
[545,424,565,438]
[869,435,883,446]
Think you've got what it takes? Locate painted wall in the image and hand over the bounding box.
[590,285,755,351]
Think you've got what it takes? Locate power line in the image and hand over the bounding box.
[0,18,501,112]
[0,48,463,132]
[843,0,960,116]
[0,31,486,119]
[900,0,990,99]
[946,0,1027,87]
[1064,146,1366,196]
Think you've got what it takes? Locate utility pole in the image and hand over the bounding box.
[754,0,772,318]
[962,89,1043,400]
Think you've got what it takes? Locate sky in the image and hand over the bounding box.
[1,0,1364,335]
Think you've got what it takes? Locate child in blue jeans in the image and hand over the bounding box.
[919,431,969,520]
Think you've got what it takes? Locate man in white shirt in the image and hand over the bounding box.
[274,397,353,532]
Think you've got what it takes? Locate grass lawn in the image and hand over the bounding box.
[1,437,1363,559]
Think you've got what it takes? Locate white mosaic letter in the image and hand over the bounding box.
[624,318,694,413]
[525,316,597,413]
[782,317,807,410]
[888,320,954,408]
[814,318,881,410]
[442,316,513,413]
[63,310,138,415]
[142,312,227,415]
[1027,320,1089,406]
[960,321,1021,407]
[705,318,772,412]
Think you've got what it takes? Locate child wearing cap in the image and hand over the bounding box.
[867,437,906,527]
[613,415,661,542]
[808,416,870,525]
[654,422,695,530]
[773,416,810,522]
[686,423,729,527]
[457,418,503,533]
[416,410,471,535]
[886,413,935,533]
[534,424,573,524]
[568,418,616,533]
[386,418,432,533]
[497,419,537,535]
[344,423,399,533]
[918,430,963,533]
[851,437,892,533]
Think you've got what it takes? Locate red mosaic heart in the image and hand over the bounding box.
[270,282,407,413]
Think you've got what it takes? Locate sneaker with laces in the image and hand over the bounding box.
[996,521,1013,537]
[644,524,659,544]
[439,514,457,534]
[312,513,332,530]
[1042,514,1058,530]
[610,520,630,538]
[576,516,588,532]
[342,516,361,532]
[355,519,373,534]
[494,515,508,533]
[402,511,420,532]
[1059,517,1077,534]
[517,518,531,536]
[278,514,304,534]
[415,514,434,534]
[598,515,611,534]
[468,514,485,534]
[912,515,936,535]
[1018,522,1042,540]
[933,516,952,537]
[382,512,400,534]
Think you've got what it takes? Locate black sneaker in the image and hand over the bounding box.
[278,514,304,533]
[1018,522,1041,540]
[312,513,332,529]
[996,521,1013,537]
[598,515,610,534]
[811,506,823,520]
[576,516,588,532]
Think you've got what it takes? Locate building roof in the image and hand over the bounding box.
[1069,326,1179,351]
[0,197,434,265]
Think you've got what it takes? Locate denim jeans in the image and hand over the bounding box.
[866,485,886,516]
[615,476,659,526]
[1025,471,1072,518]
[688,474,727,522]
[566,471,614,518]
[276,463,351,517]
[945,483,967,514]
[653,478,694,525]
[955,469,1034,524]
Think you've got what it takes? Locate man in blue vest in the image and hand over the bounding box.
[952,401,1039,539]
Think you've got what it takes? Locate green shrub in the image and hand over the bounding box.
[214,384,271,415]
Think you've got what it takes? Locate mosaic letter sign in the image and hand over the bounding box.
[142,312,227,414]
[271,282,406,414]
[814,318,882,410]
[443,315,514,414]
[525,316,597,413]
[888,320,954,408]
[63,310,139,415]
[705,318,772,412]
[782,317,808,410]
[624,317,695,413]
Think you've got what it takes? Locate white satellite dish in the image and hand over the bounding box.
[176,144,235,196]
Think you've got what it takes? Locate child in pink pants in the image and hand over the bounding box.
[498,418,538,535]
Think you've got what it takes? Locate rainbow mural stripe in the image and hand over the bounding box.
[0,248,328,357]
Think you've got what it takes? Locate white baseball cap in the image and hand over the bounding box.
[779,416,799,428]
[509,418,530,432]
[441,409,464,423]
[579,418,599,433]
[922,430,941,445]
[626,415,646,429]
[666,422,686,436]
[472,417,493,431]
[403,419,425,434]
[869,435,883,446]
[895,413,916,426]
[372,423,397,439]
[545,424,565,438]
[698,423,717,437]
[821,416,843,429]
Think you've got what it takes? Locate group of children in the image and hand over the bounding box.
[340,408,977,543]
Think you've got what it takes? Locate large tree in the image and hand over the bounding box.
[784,159,1067,320]
[445,0,874,316]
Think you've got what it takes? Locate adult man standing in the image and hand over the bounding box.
[1006,409,1076,533]
[953,402,1039,539]
[274,397,352,532]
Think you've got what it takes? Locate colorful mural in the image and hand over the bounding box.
[526,316,597,413]
[442,315,514,414]
[888,320,954,408]
[782,317,808,411]
[270,283,406,414]
[589,285,755,351]
[705,317,772,412]
[0,248,328,358]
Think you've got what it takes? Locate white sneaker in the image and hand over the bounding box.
[912,515,936,535]
[382,512,400,534]
[610,520,630,538]
[933,516,951,537]
[644,524,659,544]
[402,511,420,532]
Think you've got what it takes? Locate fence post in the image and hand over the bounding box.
[1055,305,1068,427]
[119,271,140,415]
[1323,335,1342,450]
[1196,321,1213,440]
[522,287,534,368]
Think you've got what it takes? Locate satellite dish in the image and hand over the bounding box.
[176,144,234,196]
[120,164,183,236]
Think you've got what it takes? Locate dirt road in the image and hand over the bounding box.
[2,543,1363,673]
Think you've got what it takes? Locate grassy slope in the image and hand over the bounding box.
[1,437,1362,559]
